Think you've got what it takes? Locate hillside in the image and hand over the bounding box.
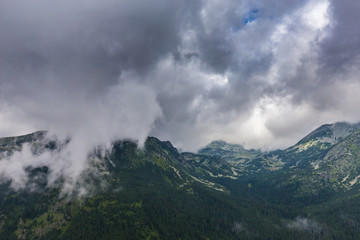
[1,123,360,239]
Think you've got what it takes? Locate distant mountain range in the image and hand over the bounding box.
[1,122,360,239]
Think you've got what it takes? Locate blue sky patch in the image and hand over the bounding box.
[230,9,260,33]
[243,9,259,25]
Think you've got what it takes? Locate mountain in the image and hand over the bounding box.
[198,140,261,173]
[295,122,360,146]
[198,140,260,161]
[288,128,360,194]
[1,123,360,239]
[223,122,360,174]
[251,122,360,196]
[278,122,360,168]
[0,134,242,239]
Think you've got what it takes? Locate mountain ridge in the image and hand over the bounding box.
[1,122,360,239]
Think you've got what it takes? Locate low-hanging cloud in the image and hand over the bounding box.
[0,82,162,193]
[0,0,360,182]
[285,217,325,234]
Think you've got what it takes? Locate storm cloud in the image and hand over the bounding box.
[1,0,360,155]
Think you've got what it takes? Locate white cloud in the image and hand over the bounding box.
[286,217,323,233]
[0,82,162,192]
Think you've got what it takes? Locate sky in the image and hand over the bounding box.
[1,0,360,155]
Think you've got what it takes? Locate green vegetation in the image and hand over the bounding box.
[1,123,360,239]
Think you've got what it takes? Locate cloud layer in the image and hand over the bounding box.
[1,0,360,155]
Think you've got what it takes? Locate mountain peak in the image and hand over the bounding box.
[296,121,360,146]
[200,140,246,152]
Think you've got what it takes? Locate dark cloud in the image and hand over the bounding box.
[319,0,360,72]
[0,0,360,156]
